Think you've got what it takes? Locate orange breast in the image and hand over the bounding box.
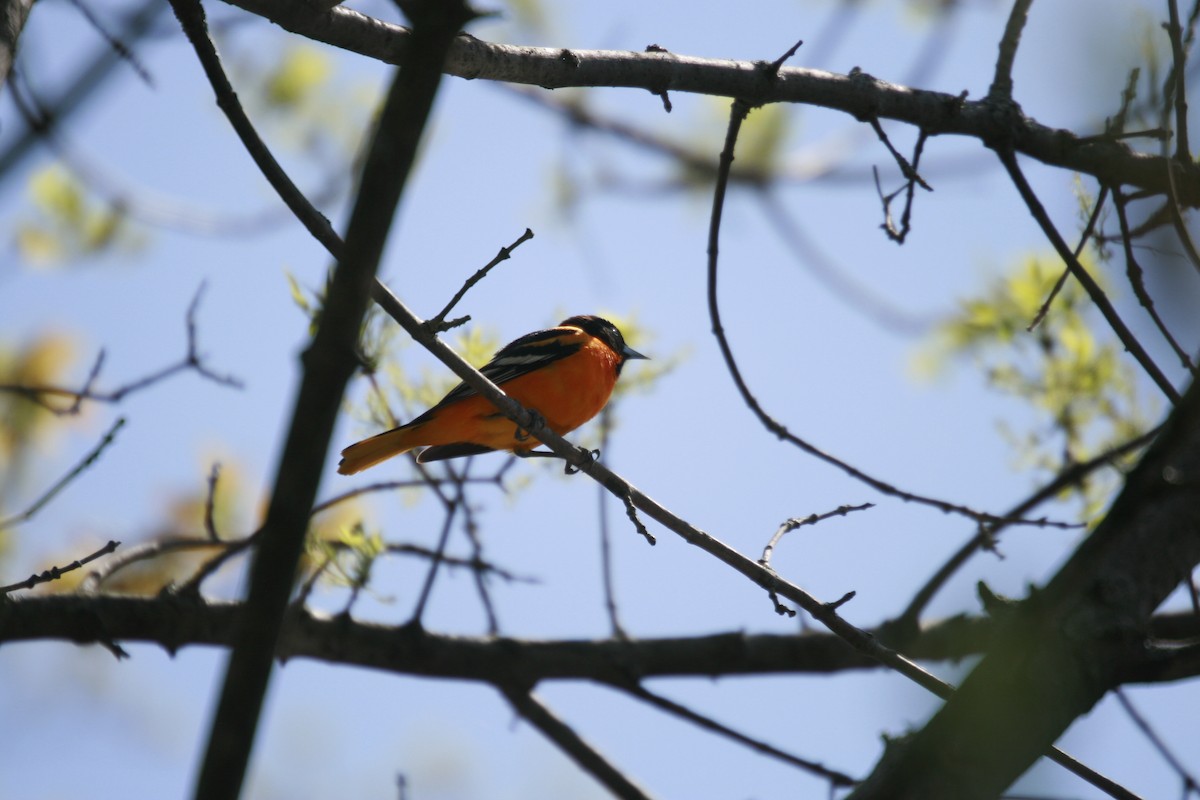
[405,335,621,452]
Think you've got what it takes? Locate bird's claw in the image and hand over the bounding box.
[514,410,547,442]
[564,448,600,475]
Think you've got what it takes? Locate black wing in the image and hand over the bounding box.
[428,326,583,409]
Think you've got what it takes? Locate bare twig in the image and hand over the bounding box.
[203,463,222,542]
[621,491,654,545]
[1112,188,1198,375]
[705,91,1128,800]
[424,228,535,333]
[81,534,231,593]
[1165,0,1192,160]
[0,417,126,530]
[872,126,931,244]
[408,485,461,626]
[759,503,873,569]
[0,0,165,178]
[895,426,1158,631]
[62,0,154,85]
[596,406,627,638]
[0,286,242,414]
[623,681,857,788]
[456,475,500,634]
[311,476,499,515]
[996,149,1182,404]
[1027,184,1109,332]
[0,539,120,595]
[709,103,1076,530]
[988,0,1035,102]
[500,685,654,800]
[868,117,932,191]
[1114,688,1200,793]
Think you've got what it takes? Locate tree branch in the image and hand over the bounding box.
[174,0,478,795]
[850,377,1200,799]
[218,0,1200,206]
[3,595,1196,684]
[500,685,653,800]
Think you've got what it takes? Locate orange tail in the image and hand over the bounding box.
[337,427,417,475]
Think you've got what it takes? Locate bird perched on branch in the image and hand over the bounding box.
[337,315,647,474]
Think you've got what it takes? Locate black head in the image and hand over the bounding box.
[561,315,648,368]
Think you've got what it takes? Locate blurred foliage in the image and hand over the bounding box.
[917,253,1153,519]
[13,166,139,267]
[235,42,377,169]
[306,520,385,596]
[0,331,76,572]
[264,46,332,110]
[0,335,79,550]
[37,457,252,596]
[0,333,77,462]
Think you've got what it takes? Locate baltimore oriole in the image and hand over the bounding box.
[337,315,647,474]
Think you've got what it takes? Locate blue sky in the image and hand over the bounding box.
[2,1,1198,798]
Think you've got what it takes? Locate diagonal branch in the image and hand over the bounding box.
[0,417,126,530]
[997,148,1182,404]
[895,425,1159,632]
[851,377,1200,800]
[500,684,654,800]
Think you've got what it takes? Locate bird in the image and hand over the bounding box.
[337,315,647,474]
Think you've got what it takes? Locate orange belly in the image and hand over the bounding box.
[408,336,621,452]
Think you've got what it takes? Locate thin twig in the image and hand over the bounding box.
[1165,0,1192,160]
[0,417,126,530]
[0,286,241,414]
[705,95,1132,800]
[621,491,654,545]
[204,463,222,542]
[311,476,499,515]
[596,406,627,638]
[500,685,654,800]
[81,534,232,592]
[895,426,1159,632]
[424,228,535,333]
[996,148,1181,404]
[759,503,873,569]
[622,681,858,787]
[988,0,1035,102]
[0,539,120,595]
[456,471,500,634]
[1114,688,1200,793]
[709,103,1078,530]
[408,488,461,626]
[1027,185,1109,332]
[868,116,932,191]
[1112,188,1197,375]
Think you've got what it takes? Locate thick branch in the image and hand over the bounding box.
[179,0,476,796]
[0,0,33,92]
[850,378,1200,800]
[4,595,1196,684]
[221,0,1200,206]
